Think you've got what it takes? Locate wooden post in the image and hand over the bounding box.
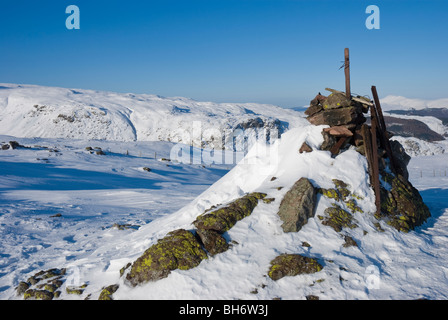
[370,115,381,216]
[344,48,351,99]
[371,86,398,175]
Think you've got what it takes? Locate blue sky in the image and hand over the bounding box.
[1,0,447,107]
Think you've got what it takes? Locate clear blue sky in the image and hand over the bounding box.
[1,0,447,107]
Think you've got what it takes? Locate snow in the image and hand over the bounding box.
[380,95,448,111]
[1,84,448,300]
[0,83,303,149]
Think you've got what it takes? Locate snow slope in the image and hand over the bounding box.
[2,122,448,300]
[0,83,303,149]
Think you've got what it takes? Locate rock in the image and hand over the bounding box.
[322,92,352,109]
[125,229,208,286]
[143,167,151,172]
[299,141,313,153]
[24,289,54,300]
[277,178,317,232]
[307,106,364,127]
[196,229,229,256]
[323,126,354,137]
[193,192,267,233]
[342,235,358,248]
[380,173,431,232]
[306,295,320,300]
[16,282,30,296]
[320,204,358,232]
[389,140,411,180]
[98,284,119,300]
[320,130,337,151]
[268,254,323,281]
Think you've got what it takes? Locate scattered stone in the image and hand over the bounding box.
[277,178,317,233]
[306,295,320,300]
[342,235,358,248]
[268,254,323,281]
[299,141,313,153]
[301,241,311,248]
[50,213,62,218]
[143,167,151,172]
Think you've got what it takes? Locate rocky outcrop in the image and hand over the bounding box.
[124,192,267,286]
[379,173,431,232]
[125,229,208,286]
[277,178,317,232]
[268,254,323,281]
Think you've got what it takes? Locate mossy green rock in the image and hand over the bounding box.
[277,178,317,232]
[126,229,207,286]
[193,192,267,233]
[321,204,358,232]
[98,284,119,300]
[24,289,54,300]
[196,228,229,256]
[268,254,323,281]
[380,173,431,232]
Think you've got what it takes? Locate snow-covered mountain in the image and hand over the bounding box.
[380,95,448,111]
[0,83,303,150]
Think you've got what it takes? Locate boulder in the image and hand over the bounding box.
[196,228,229,256]
[268,254,323,281]
[380,173,431,232]
[277,178,317,232]
[193,192,267,233]
[125,229,208,286]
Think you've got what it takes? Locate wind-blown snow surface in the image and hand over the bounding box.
[1,122,448,300]
[0,83,302,149]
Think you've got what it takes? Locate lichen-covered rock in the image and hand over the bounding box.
[193,192,267,233]
[196,228,229,256]
[98,284,119,300]
[16,282,30,296]
[125,229,208,286]
[380,173,431,232]
[320,204,358,232]
[277,178,317,232]
[268,254,323,281]
[24,289,54,300]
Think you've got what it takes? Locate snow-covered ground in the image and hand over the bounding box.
[1,127,448,300]
[1,84,448,300]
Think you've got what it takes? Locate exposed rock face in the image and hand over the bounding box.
[193,192,266,255]
[193,192,267,234]
[277,178,317,232]
[125,229,208,286]
[125,192,267,286]
[268,254,323,281]
[380,173,431,232]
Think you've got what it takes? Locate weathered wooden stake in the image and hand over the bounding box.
[344,48,351,99]
[371,86,398,174]
[370,114,381,216]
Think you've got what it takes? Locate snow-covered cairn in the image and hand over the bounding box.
[302,89,431,232]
